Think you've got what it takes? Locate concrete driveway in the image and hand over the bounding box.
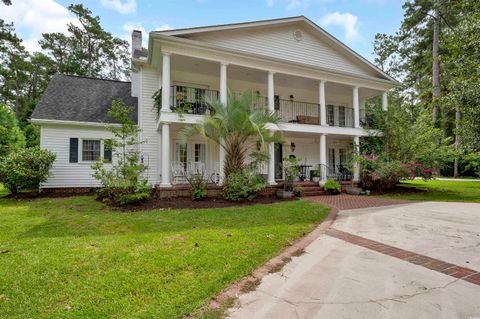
[227,202,480,319]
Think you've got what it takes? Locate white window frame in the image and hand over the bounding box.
[79,138,104,163]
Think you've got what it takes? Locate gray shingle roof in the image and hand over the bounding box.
[31,74,138,124]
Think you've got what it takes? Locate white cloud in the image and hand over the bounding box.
[155,24,172,32]
[100,0,136,15]
[286,0,303,10]
[2,0,79,52]
[320,12,359,41]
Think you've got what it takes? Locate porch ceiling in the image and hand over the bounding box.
[170,54,383,99]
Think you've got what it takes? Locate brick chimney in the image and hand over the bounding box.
[131,30,142,56]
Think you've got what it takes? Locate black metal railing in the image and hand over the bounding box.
[326,105,355,128]
[167,85,359,129]
[231,92,268,110]
[316,164,352,181]
[170,85,219,115]
[276,99,321,125]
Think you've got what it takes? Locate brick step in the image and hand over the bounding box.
[301,190,326,197]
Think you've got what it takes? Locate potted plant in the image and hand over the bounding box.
[277,156,301,199]
[323,179,342,195]
[312,165,321,183]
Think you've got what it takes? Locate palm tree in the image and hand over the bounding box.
[180,90,282,178]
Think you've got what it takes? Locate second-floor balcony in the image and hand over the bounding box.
[168,85,360,128]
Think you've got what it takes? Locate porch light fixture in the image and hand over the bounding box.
[290,142,296,152]
[289,94,294,100]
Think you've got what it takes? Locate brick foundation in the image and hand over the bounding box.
[41,187,95,194]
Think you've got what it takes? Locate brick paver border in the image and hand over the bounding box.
[308,194,410,211]
[326,228,480,286]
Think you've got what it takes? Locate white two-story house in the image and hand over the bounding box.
[31,16,398,190]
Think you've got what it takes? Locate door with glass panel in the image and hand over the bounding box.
[174,142,207,174]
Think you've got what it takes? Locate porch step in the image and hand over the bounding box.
[293,181,325,197]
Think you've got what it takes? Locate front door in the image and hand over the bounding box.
[274,143,283,180]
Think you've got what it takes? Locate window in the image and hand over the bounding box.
[103,139,112,162]
[175,143,187,170]
[328,148,336,172]
[327,105,335,126]
[194,143,206,163]
[82,140,101,161]
[338,106,346,127]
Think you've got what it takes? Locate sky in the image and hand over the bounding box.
[1,0,405,63]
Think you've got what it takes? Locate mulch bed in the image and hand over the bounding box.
[114,196,297,211]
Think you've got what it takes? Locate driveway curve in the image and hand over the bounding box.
[227,201,480,319]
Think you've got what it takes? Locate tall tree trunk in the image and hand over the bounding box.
[432,1,440,123]
[454,106,461,177]
[15,69,20,120]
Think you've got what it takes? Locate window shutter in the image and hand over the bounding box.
[69,138,78,163]
[103,139,112,162]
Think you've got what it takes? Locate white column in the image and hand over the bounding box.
[353,86,360,128]
[267,71,275,111]
[219,139,225,185]
[220,62,228,105]
[319,80,327,126]
[160,122,171,187]
[161,52,171,112]
[319,134,327,184]
[268,142,276,185]
[382,91,388,111]
[353,135,360,183]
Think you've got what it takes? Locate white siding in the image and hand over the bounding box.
[187,25,377,78]
[40,125,114,188]
[140,66,161,185]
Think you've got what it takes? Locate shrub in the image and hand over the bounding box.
[223,170,266,201]
[282,156,301,192]
[92,99,150,206]
[293,184,304,197]
[357,154,434,191]
[117,181,151,205]
[323,179,341,194]
[187,174,207,200]
[0,147,55,193]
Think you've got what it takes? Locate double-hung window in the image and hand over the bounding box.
[82,140,101,162]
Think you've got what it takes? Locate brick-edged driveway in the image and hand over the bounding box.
[228,199,480,319]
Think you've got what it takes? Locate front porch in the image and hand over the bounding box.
[156,125,358,188]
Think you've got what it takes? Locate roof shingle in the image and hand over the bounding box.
[31,74,138,124]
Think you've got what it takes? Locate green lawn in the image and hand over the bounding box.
[380,179,480,202]
[0,195,328,319]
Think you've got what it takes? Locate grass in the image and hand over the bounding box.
[0,195,329,319]
[380,179,480,203]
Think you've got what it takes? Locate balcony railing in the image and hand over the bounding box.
[276,99,320,125]
[326,105,354,128]
[232,92,268,110]
[170,85,219,115]
[167,85,364,128]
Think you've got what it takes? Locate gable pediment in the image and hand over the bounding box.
[178,22,383,79]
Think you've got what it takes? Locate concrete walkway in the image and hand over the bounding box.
[227,202,480,319]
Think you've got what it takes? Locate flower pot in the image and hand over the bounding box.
[312,176,320,183]
[346,185,362,195]
[276,190,294,199]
